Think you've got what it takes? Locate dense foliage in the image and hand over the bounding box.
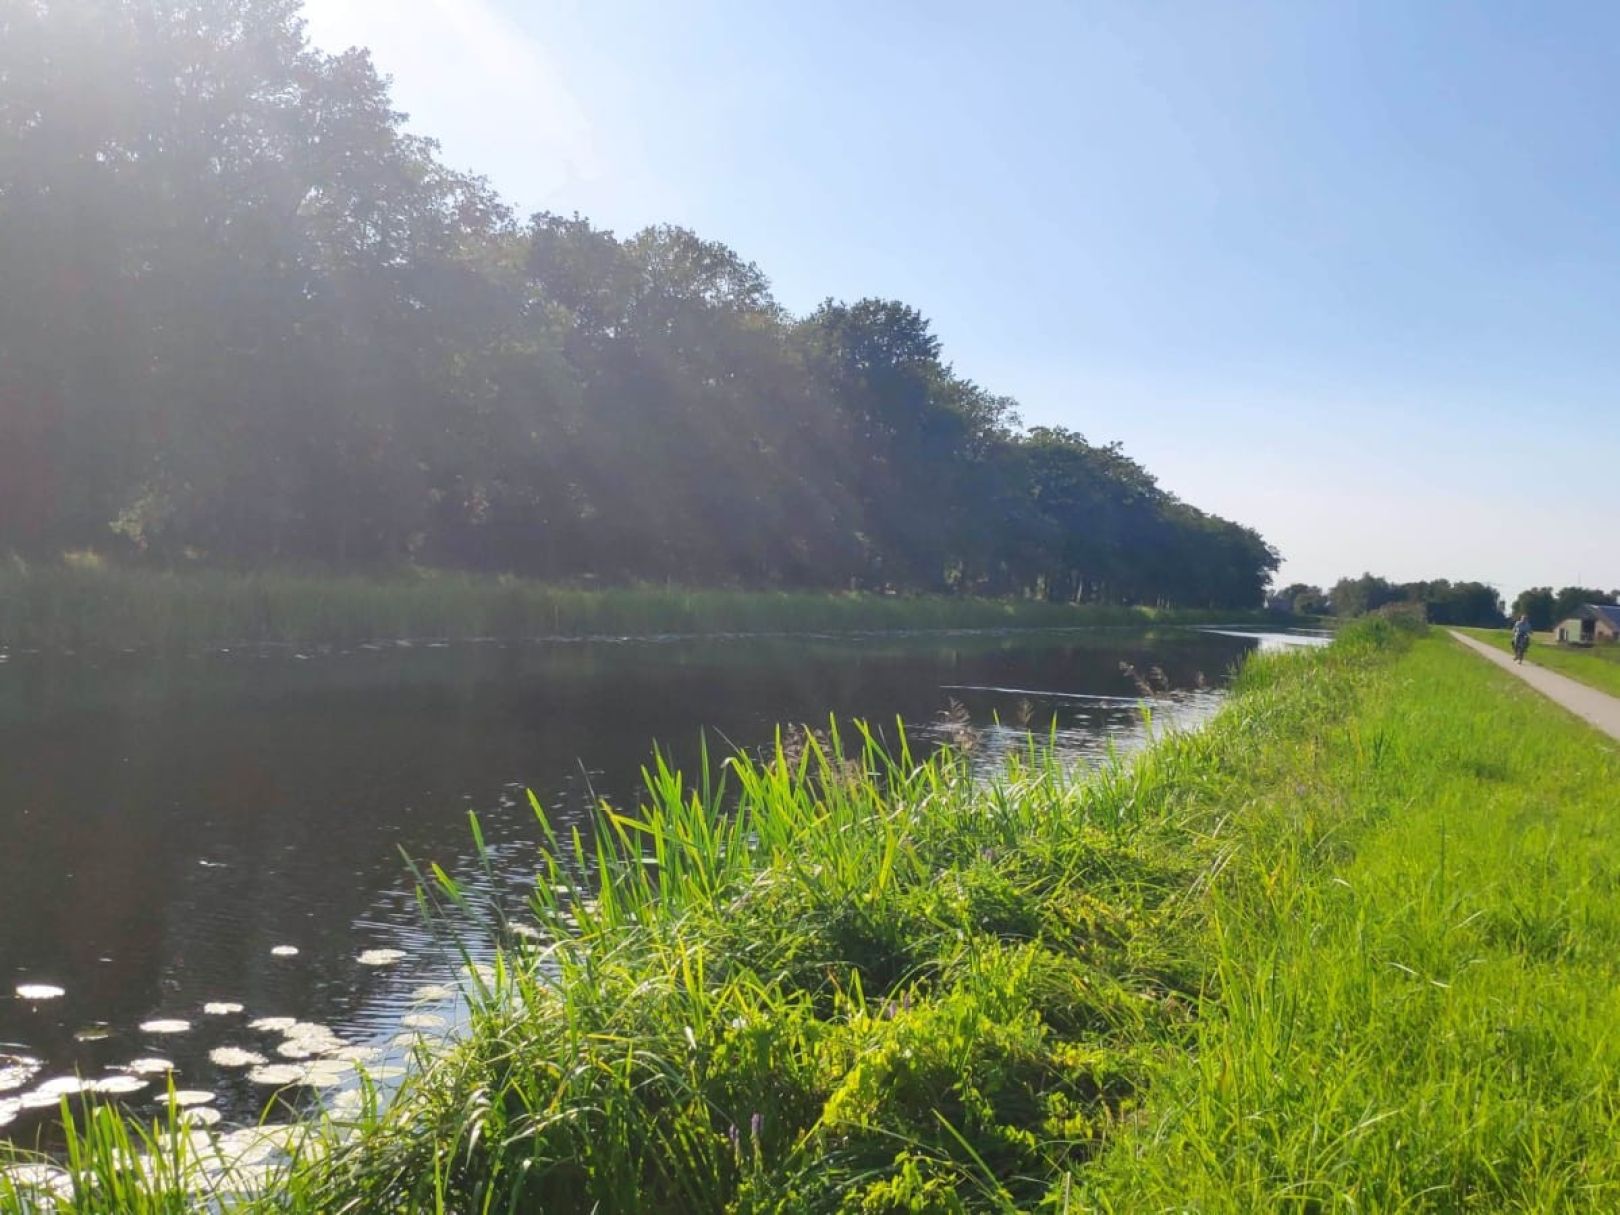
[1291,573,1507,626]
[0,0,1277,606]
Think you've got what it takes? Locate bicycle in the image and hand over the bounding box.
[1512,631,1530,663]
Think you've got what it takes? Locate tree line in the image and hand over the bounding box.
[0,0,1278,607]
[1272,576,1620,630]
[1273,575,1506,627]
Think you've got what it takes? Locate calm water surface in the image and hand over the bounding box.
[0,626,1319,1139]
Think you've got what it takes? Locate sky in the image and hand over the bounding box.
[299,0,1620,601]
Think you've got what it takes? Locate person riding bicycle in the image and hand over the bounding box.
[1512,614,1532,662]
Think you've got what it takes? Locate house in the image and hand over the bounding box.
[1554,603,1620,646]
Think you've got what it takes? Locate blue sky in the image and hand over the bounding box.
[302,0,1620,599]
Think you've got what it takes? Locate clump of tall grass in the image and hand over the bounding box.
[241,716,1209,1212]
[0,562,1269,651]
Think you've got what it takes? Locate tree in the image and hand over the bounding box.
[0,0,1280,608]
[1512,587,1556,632]
[1330,574,1400,618]
[1271,583,1328,615]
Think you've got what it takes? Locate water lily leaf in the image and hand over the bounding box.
[139,1019,191,1035]
[246,1064,306,1087]
[0,1163,73,1199]
[123,1057,175,1076]
[89,1074,148,1095]
[19,1077,87,1108]
[0,1054,42,1094]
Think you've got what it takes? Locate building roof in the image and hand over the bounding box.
[1590,603,1620,629]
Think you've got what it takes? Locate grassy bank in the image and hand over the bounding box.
[1457,625,1620,698]
[0,565,1274,651]
[9,619,1620,1211]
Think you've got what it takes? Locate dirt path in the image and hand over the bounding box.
[1449,630,1620,743]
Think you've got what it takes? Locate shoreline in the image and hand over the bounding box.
[0,565,1286,651]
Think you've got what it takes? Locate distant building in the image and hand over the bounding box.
[1554,604,1620,646]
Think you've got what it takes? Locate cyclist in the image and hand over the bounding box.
[1511,614,1532,663]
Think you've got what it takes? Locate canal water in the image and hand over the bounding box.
[0,625,1320,1139]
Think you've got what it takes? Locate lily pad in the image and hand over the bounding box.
[269,945,300,958]
[0,1163,73,1198]
[277,1022,344,1058]
[123,1057,176,1076]
[167,1090,216,1107]
[89,1074,149,1095]
[209,1047,268,1069]
[356,948,405,967]
[19,1076,87,1109]
[210,1125,300,1169]
[203,1002,245,1016]
[0,1054,42,1094]
[297,1064,347,1088]
[139,1019,192,1035]
[246,1064,306,1087]
[14,983,64,1001]
[248,1017,297,1033]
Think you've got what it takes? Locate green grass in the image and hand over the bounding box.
[8,616,1620,1211]
[1457,625,1620,698]
[1079,625,1620,1209]
[0,563,1272,650]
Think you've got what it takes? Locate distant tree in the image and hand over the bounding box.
[1330,574,1400,618]
[1413,581,1504,627]
[1512,587,1556,631]
[1270,582,1328,614]
[1327,574,1502,626]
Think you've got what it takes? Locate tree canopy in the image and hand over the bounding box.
[1328,574,1505,627]
[0,0,1278,607]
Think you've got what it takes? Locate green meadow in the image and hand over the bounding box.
[7,618,1620,1211]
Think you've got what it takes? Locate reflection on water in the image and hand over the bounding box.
[0,625,1321,1139]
